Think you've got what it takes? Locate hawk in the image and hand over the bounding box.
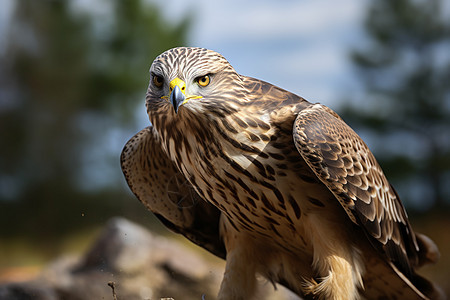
[121,47,442,299]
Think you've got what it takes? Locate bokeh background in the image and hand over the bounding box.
[1,0,449,295]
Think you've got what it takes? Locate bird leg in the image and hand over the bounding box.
[218,242,259,300]
[218,217,260,300]
[302,214,364,300]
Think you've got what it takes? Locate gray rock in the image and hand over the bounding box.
[0,218,223,300]
[0,282,57,300]
[0,218,300,300]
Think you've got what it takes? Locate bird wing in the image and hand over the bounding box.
[292,104,419,277]
[120,126,226,259]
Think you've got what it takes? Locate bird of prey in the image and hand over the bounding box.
[121,47,442,300]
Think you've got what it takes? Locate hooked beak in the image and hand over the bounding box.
[169,78,186,114]
[166,77,203,114]
[170,85,185,113]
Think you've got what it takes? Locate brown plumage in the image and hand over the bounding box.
[121,47,442,299]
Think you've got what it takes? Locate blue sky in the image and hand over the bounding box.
[152,0,369,107]
[62,0,370,106]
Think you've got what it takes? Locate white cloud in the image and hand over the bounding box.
[0,0,14,56]
[179,0,367,104]
[147,0,370,105]
[188,0,366,44]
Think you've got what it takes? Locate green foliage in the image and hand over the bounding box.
[0,0,189,240]
[341,0,450,209]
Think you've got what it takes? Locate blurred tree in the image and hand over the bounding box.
[0,0,189,243]
[341,0,450,210]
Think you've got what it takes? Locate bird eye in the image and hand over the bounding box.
[196,75,210,87]
[153,75,164,88]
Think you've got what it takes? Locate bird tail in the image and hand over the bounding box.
[410,272,446,300]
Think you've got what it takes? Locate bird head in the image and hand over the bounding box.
[146,47,243,123]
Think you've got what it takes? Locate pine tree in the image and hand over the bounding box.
[0,0,190,239]
[341,0,450,210]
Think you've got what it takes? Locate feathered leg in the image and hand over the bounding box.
[302,214,365,300]
[218,217,259,300]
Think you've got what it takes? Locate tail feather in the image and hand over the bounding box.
[411,271,446,300]
[361,249,444,300]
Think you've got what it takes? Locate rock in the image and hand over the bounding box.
[0,218,223,300]
[0,217,300,300]
[0,281,58,300]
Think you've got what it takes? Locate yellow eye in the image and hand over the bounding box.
[196,75,210,87]
[153,75,164,88]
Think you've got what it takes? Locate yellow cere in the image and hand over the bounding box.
[159,77,203,102]
[169,78,186,94]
